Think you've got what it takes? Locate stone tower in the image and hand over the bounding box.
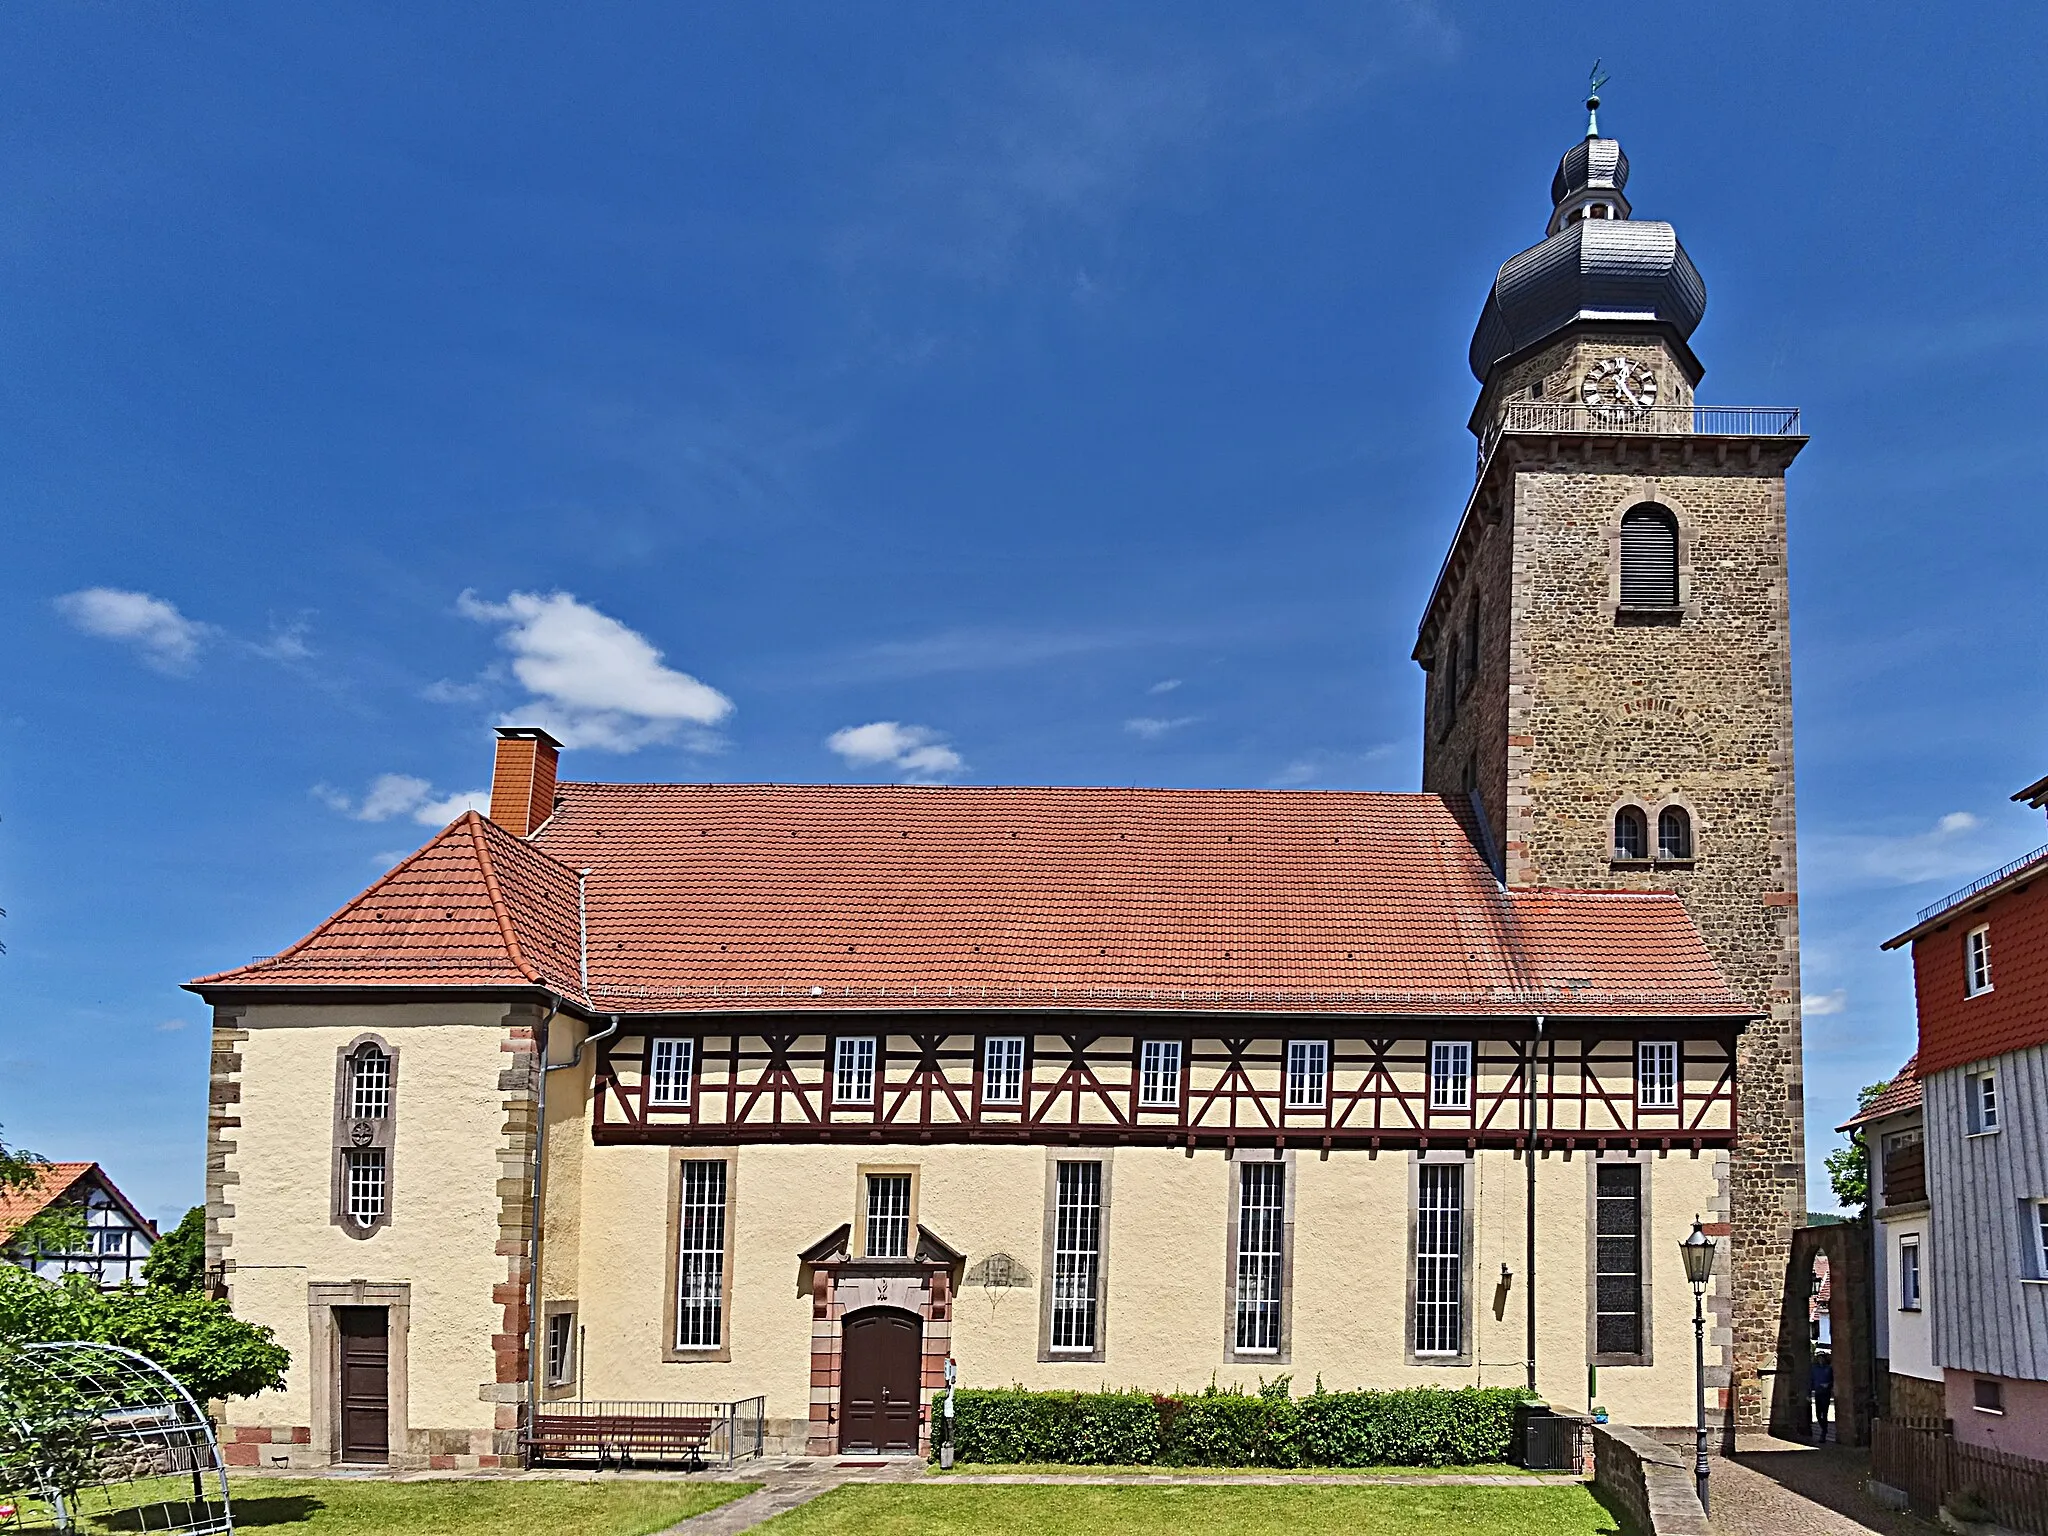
[1416,96,1806,1428]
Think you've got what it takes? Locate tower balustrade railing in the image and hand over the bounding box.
[1477,403,1801,473]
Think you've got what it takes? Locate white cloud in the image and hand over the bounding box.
[826,721,966,783]
[55,588,214,672]
[314,774,490,827]
[457,590,733,752]
[249,621,313,662]
[156,1018,190,1033]
[1802,990,1848,1017]
[1147,678,1182,694]
[1125,715,1198,740]
[1266,743,1404,789]
[1807,810,2019,890]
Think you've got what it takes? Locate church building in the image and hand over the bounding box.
[192,100,1807,1468]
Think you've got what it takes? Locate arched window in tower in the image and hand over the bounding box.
[1619,506,1680,608]
[1463,597,1481,691]
[1613,806,1648,862]
[1658,806,1694,862]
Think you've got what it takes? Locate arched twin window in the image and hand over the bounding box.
[1613,804,1694,863]
[1619,505,1679,609]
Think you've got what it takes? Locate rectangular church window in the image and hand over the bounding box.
[1415,1162,1463,1356]
[676,1161,727,1349]
[865,1174,912,1260]
[1637,1041,1678,1109]
[1430,1041,1472,1110]
[1235,1163,1285,1354]
[1139,1040,1182,1107]
[1286,1040,1328,1109]
[343,1149,386,1225]
[1050,1161,1102,1352]
[835,1037,876,1105]
[1594,1163,1645,1357]
[983,1037,1025,1106]
[649,1038,694,1106]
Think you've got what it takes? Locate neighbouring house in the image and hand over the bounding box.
[1878,776,2048,1458]
[0,1162,159,1288]
[1840,1057,1940,1420]
[187,103,1810,1470]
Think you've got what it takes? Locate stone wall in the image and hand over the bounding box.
[1592,1422,1711,1536]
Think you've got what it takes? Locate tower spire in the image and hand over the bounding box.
[1586,60,1610,139]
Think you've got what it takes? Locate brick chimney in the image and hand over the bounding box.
[490,727,562,836]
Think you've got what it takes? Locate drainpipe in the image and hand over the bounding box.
[1527,1012,1545,1395]
[526,1004,621,1448]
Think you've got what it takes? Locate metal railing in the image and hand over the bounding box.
[1478,403,1802,471]
[525,1397,767,1466]
[1916,843,2048,925]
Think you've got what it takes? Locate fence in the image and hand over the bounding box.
[1872,1418,2048,1536]
[524,1397,767,1467]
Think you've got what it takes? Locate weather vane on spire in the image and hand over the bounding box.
[1586,60,1610,139]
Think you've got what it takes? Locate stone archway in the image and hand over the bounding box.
[1774,1223,1873,1445]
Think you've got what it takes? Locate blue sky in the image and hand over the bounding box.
[3,4,2044,1224]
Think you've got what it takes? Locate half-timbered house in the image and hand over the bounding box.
[191,103,1806,1467]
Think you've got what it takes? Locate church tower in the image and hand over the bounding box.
[1416,92,1806,1428]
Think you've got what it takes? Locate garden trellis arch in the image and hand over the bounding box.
[0,1340,233,1535]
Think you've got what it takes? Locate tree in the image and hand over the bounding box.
[1824,1080,1890,1212]
[142,1205,207,1293]
[0,1267,288,1403]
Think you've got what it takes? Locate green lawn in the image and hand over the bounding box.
[929,1461,1539,1478]
[756,1484,1626,1536]
[212,1478,755,1536]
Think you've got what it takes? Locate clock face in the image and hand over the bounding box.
[1580,356,1659,418]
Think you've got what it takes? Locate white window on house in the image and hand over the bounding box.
[545,1311,576,1385]
[1286,1040,1328,1109]
[1415,1162,1465,1356]
[1970,1072,2000,1134]
[348,1046,392,1120]
[835,1037,877,1105]
[1966,925,1993,996]
[865,1173,912,1259]
[1638,1041,1679,1109]
[1234,1162,1285,1354]
[1430,1041,1473,1110]
[649,1038,695,1106]
[676,1160,727,1349]
[2028,1203,2048,1282]
[1139,1040,1182,1108]
[343,1148,386,1225]
[983,1037,1025,1106]
[1899,1237,1922,1311]
[1049,1161,1102,1352]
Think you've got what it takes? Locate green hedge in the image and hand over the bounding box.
[943,1382,1528,1467]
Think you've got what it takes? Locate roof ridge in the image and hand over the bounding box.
[465,812,541,987]
[549,781,1451,799]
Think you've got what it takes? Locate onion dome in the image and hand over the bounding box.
[1468,96,1705,382]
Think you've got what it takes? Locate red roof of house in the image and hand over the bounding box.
[1838,1054,1921,1131]
[0,1162,157,1243]
[190,785,1751,1020]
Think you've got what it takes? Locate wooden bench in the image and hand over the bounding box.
[527,1412,718,1470]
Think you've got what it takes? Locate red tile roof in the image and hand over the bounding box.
[1838,1054,1921,1131]
[0,1162,156,1244]
[192,786,1750,1020]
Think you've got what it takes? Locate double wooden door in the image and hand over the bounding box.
[335,1307,390,1463]
[838,1308,922,1453]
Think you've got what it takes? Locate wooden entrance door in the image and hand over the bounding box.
[839,1307,922,1453]
[335,1307,390,1463]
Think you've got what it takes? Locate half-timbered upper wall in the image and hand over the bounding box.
[593,1018,1737,1150]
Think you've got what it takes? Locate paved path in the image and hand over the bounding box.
[658,1458,923,1535]
[1707,1435,1938,1536]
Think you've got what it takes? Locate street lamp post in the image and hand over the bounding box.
[1679,1217,1716,1516]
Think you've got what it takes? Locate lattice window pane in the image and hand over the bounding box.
[1414,1162,1463,1356]
[1594,1163,1643,1356]
[835,1037,877,1105]
[343,1148,386,1224]
[1430,1042,1472,1110]
[1234,1162,1285,1353]
[676,1160,727,1348]
[1614,808,1648,861]
[1967,927,1993,996]
[650,1038,695,1106]
[1050,1161,1102,1351]
[1140,1040,1182,1108]
[866,1173,911,1259]
[1657,807,1693,861]
[1286,1040,1328,1109]
[1638,1041,1678,1109]
[983,1037,1025,1106]
[349,1048,392,1120]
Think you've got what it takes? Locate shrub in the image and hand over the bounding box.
[945,1388,1160,1465]
[1296,1386,1525,1467]
[1159,1383,1301,1466]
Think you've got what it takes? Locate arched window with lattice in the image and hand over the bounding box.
[1613,806,1649,862]
[1658,805,1694,861]
[332,1036,397,1237]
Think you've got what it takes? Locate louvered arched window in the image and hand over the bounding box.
[1658,806,1694,861]
[1614,806,1649,862]
[1619,505,1680,609]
